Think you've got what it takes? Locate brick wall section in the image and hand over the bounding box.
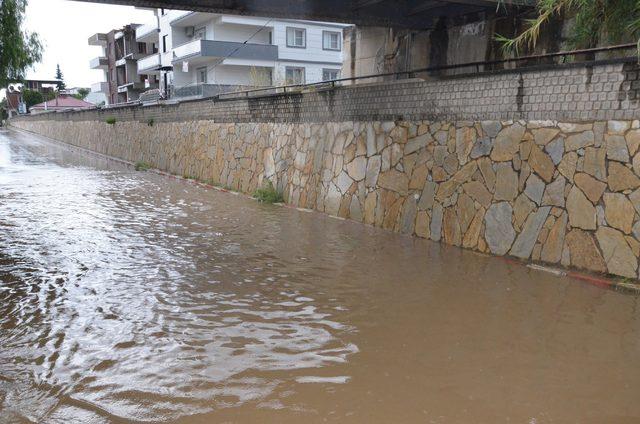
[12,60,640,125]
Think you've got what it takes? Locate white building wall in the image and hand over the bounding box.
[214,23,271,44]
[142,9,349,96]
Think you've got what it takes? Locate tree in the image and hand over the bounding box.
[72,87,90,100]
[0,0,42,88]
[497,0,640,54]
[20,88,54,111]
[0,98,8,122]
[22,88,43,108]
[55,64,65,90]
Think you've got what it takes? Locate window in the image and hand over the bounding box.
[322,69,340,81]
[160,8,166,15]
[285,67,305,85]
[323,31,341,51]
[137,42,147,54]
[197,67,207,84]
[194,27,206,40]
[286,27,306,48]
[162,35,168,53]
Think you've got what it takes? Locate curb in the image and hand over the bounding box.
[499,256,640,295]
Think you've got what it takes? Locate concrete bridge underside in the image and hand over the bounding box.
[73,0,530,28]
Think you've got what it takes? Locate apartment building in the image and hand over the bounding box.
[89,25,160,104]
[134,9,349,99]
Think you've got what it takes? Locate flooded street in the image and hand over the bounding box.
[2,128,640,423]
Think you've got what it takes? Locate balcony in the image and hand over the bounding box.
[172,40,278,64]
[170,83,252,100]
[91,82,109,93]
[118,82,146,93]
[170,11,208,27]
[137,54,162,74]
[115,52,146,67]
[136,22,159,43]
[90,56,108,70]
[88,33,107,46]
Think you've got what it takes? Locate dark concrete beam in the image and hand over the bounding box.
[72,0,532,28]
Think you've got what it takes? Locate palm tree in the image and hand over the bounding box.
[497,0,640,54]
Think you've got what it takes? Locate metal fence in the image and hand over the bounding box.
[218,43,638,100]
[98,43,638,108]
[169,83,258,100]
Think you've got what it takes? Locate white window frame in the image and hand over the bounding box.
[197,66,207,84]
[322,68,340,81]
[286,27,306,48]
[285,66,305,85]
[322,31,341,51]
[162,34,168,53]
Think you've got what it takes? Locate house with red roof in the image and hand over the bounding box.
[30,94,95,114]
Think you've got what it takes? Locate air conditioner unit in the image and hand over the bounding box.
[185,26,194,37]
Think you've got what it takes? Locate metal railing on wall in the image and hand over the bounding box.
[93,42,639,109]
[168,83,254,100]
[218,43,638,101]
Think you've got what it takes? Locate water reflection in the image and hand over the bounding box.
[1,129,640,423]
[0,130,358,422]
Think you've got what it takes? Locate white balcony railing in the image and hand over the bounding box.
[172,39,278,63]
[88,33,107,46]
[136,22,159,42]
[90,57,108,69]
[137,54,161,73]
[91,82,108,93]
[118,82,145,93]
[172,39,203,62]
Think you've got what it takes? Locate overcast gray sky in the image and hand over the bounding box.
[24,0,154,87]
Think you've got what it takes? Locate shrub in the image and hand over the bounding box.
[134,161,151,171]
[105,117,116,125]
[254,181,284,204]
[147,118,154,126]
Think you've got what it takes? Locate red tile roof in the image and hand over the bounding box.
[31,95,95,110]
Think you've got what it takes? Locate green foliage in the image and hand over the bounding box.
[22,89,55,110]
[0,0,42,88]
[0,98,7,121]
[54,64,65,90]
[134,161,151,171]
[22,88,42,107]
[147,118,154,126]
[105,117,116,125]
[72,87,90,100]
[254,180,284,204]
[497,0,640,54]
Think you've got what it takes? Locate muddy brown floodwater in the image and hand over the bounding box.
[1,129,640,424]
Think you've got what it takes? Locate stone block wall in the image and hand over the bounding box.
[11,117,640,280]
[11,60,640,124]
[10,60,640,279]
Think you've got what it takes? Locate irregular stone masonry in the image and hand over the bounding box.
[11,117,640,280]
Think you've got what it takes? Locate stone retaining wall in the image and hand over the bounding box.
[11,117,640,280]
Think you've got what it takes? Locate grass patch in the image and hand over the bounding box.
[134,161,152,171]
[147,118,154,127]
[254,181,284,204]
[105,117,116,125]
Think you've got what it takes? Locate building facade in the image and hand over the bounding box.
[134,9,349,100]
[89,25,160,104]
